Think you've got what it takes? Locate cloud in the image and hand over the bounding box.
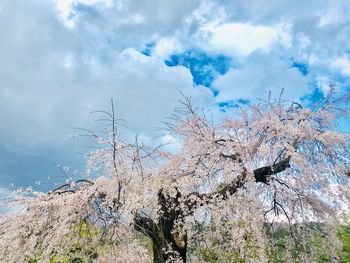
[0,187,24,214]
[202,22,292,56]
[0,0,213,188]
[152,37,184,59]
[318,3,350,27]
[52,0,114,28]
[331,56,350,76]
[1,0,350,191]
[213,54,310,102]
[0,0,214,153]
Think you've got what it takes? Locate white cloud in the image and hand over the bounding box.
[1,0,350,190]
[0,0,214,188]
[318,5,350,27]
[202,22,292,56]
[0,0,217,160]
[213,55,309,102]
[0,45,214,153]
[0,187,25,214]
[160,134,181,153]
[52,0,113,27]
[331,56,350,76]
[316,76,333,94]
[152,37,183,59]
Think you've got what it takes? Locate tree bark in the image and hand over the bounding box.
[151,233,187,263]
[134,189,187,263]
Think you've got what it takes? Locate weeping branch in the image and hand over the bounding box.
[49,179,95,195]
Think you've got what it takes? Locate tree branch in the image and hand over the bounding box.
[253,157,291,184]
[184,157,291,211]
[133,213,160,241]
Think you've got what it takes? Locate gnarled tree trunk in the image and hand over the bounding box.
[134,189,187,263]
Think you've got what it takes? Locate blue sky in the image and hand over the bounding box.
[0,0,350,195]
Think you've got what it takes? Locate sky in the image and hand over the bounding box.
[0,0,350,195]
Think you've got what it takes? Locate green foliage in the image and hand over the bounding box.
[265,223,350,263]
[27,220,350,262]
[189,218,262,262]
[48,241,98,263]
[191,222,350,263]
[265,223,335,263]
[137,234,153,256]
[26,220,101,263]
[337,226,350,263]
[48,220,99,263]
[26,258,38,263]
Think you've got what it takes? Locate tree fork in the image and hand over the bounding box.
[134,158,291,262]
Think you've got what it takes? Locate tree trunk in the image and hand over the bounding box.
[153,188,187,262]
[134,188,187,262]
[152,231,187,263]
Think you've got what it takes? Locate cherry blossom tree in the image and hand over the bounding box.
[0,88,349,262]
